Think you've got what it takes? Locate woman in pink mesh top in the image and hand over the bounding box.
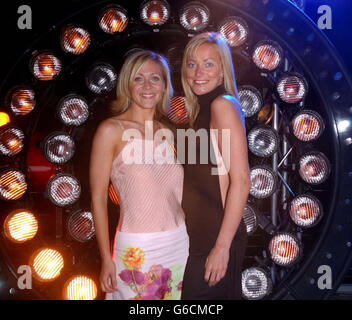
[89,50,189,300]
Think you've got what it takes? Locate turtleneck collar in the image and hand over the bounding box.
[196,84,226,111]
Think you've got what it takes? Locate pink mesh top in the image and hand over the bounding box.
[110,120,185,233]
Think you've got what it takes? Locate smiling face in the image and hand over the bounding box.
[185,43,224,96]
[130,59,165,111]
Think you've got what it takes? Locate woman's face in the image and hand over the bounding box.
[185,43,224,96]
[130,59,165,110]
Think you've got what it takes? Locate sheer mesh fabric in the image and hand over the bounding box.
[110,120,185,233]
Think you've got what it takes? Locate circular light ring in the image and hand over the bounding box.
[98,4,128,34]
[0,126,25,157]
[218,16,249,47]
[298,151,331,185]
[63,275,98,300]
[179,2,210,32]
[291,110,325,142]
[243,204,258,235]
[277,72,308,104]
[43,132,75,164]
[67,209,95,242]
[30,248,64,282]
[168,96,188,124]
[289,194,323,228]
[247,124,279,157]
[242,267,272,300]
[249,166,277,199]
[269,233,302,267]
[47,173,81,207]
[0,168,27,201]
[252,40,283,72]
[60,24,91,55]
[30,51,62,81]
[86,62,117,94]
[140,0,170,26]
[57,94,89,127]
[4,209,38,243]
[238,85,263,118]
[7,86,36,116]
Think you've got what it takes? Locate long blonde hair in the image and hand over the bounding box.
[111,50,173,120]
[181,32,240,127]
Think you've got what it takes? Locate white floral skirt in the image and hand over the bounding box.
[105,223,189,300]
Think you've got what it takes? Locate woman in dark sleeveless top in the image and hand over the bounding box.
[180,32,250,300]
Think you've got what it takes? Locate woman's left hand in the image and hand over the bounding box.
[204,246,230,286]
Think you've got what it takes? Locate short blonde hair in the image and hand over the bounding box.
[181,32,240,126]
[111,50,173,119]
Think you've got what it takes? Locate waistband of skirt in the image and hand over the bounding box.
[116,223,187,241]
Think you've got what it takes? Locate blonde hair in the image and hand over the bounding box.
[111,50,173,120]
[181,32,240,127]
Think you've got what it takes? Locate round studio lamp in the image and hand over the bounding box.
[98,4,128,34]
[29,51,62,81]
[168,96,188,124]
[6,86,36,116]
[291,110,325,142]
[179,1,210,32]
[30,248,64,282]
[289,194,323,228]
[140,0,170,27]
[60,24,91,55]
[0,126,25,157]
[63,275,98,300]
[46,173,81,207]
[43,132,75,164]
[3,209,39,243]
[67,209,95,243]
[242,267,272,300]
[247,124,279,157]
[252,40,283,72]
[298,151,331,185]
[269,233,302,267]
[0,168,27,201]
[243,204,258,235]
[276,72,308,104]
[57,94,89,127]
[238,85,263,118]
[86,62,117,94]
[249,166,277,199]
[218,16,249,47]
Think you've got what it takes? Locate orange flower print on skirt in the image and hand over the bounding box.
[105,224,189,300]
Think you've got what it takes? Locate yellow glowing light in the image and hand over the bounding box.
[150,11,160,21]
[32,248,64,281]
[64,276,98,300]
[0,112,10,127]
[4,210,38,243]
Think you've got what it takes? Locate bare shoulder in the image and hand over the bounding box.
[94,117,123,143]
[211,95,245,124]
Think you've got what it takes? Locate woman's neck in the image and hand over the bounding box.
[122,104,156,125]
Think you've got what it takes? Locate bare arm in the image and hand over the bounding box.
[204,96,251,286]
[89,118,120,292]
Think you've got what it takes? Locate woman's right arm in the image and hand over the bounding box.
[89,119,120,293]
